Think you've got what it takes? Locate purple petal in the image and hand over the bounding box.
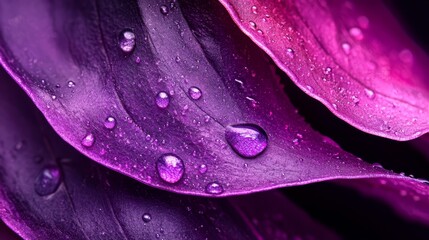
[231,191,340,239]
[0,71,340,239]
[0,0,413,196]
[218,0,429,141]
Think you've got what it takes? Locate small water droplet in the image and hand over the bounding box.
[364,88,375,99]
[142,213,152,223]
[35,167,61,196]
[199,164,207,174]
[156,91,170,108]
[188,86,202,100]
[257,29,264,35]
[160,5,169,15]
[323,67,332,75]
[306,85,314,93]
[104,116,116,129]
[341,42,351,55]
[351,96,360,104]
[67,81,76,88]
[225,124,268,158]
[156,154,185,184]
[251,5,258,14]
[285,48,294,58]
[51,95,57,100]
[349,27,363,41]
[81,133,95,147]
[249,21,257,30]
[205,182,224,195]
[119,30,136,53]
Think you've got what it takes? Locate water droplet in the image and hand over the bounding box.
[249,21,257,30]
[160,5,169,15]
[225,124,268,158]
[156,91,170,108]
[351,96,360,104]
[104,116,116,129]
[285,48,295,58]
[67,81,76,88]
[119,30,136,53]
[34,167,61,196]
[142,213,152,223]
[81,133,95,147]
[323,67,332,75]
[341,42,351,55]
[188,86,202,100]
[156,154,185,184]
[306,85,314,93]
[199,164,207,174]
[349,27,363,41]
[364,88,375,99]
[257,29,264,35]
[205,182,224,195]
[251,5,258,14]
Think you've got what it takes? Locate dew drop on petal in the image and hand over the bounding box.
[364,88,375,99]
[67,81,76,88]
[156,91,170,108]
[81,133,95,147]
[188,86,202,100]
[119,30,136,53]
[249,21,257,30]
[251,5,258,14]
[104,116,116,129]
[156,154,185,184]
[285,48,295,58]
[35,167,61,196]
[205,182,224,195]
[225,124,268,158]
[341,42,351,55]
[199,164,207,174]
[142,213,152,223]
[349,27,364,41]
[160,5,169,15]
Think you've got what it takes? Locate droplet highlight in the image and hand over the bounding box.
[35,167,61,196]
[160,5,169,15]
[119,30,136,53]
[104,116,116,129]
[156,154,185,184]
[81,133,95,147]
[225,124,268,158]
[188,86,202,100]
[156,91,170,108]
[205,182,224,195]
[142,213,152,223]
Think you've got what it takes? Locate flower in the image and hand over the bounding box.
[1,0,429,239]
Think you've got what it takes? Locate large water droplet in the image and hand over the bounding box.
[35,167,61,196]
[119,30,136,53]
[205,182,224,195]
[142,213,152,223]
[104,116,116,129]
[81,133,95,147]
[188,86,202,100]
[156,154,185,184]
[156,91,170,108]
[225,124,268,158]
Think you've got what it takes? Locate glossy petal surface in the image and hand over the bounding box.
[0,71,338,239]
[219,0,429,140]
[0,0,412,196]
